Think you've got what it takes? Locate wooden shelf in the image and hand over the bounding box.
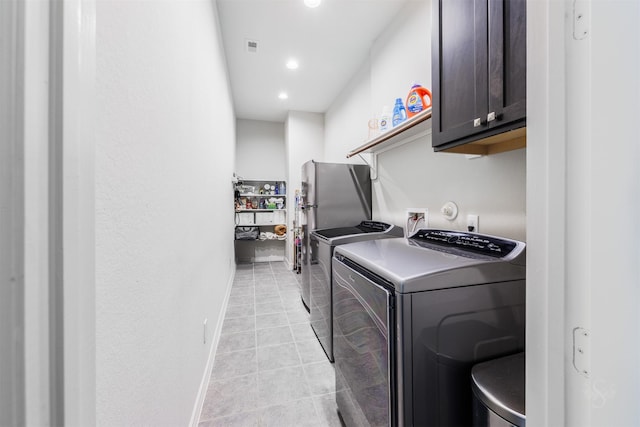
[347,109,432,158]
[347,107,525,158]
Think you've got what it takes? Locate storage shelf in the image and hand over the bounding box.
[236,209,286,212]
[239,193,287,197]
[237,223,287,227]
[234,179,288,264]
[236,231,287,234]
[347,108,432,158]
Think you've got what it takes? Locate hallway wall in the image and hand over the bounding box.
[236,119,285,180]
[95,0,236,425]
[285,111,325,265]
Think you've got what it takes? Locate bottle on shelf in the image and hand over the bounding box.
[379,106,391,132]
[405,82,432,118]
[392,98,407,127]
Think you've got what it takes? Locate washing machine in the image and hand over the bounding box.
[332,229,526,427]
[309,220,403,362]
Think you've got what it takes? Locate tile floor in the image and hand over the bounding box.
[198,262,344,427]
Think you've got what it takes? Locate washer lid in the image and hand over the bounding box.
[313,221,403,242]
[314,226,365,239]
[333,230,525,293]
[471,352,525,427]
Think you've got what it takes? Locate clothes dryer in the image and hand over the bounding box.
[310,220,403,362]
[332,229,526,427]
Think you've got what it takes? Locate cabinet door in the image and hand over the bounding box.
[487,0,526,128]
[432,0,488,148]
[432,0,526,151]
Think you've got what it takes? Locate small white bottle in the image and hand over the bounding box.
[379,106,391,132]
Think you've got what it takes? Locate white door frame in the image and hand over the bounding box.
[52,0,97,425]
[527,0,640,425]
[1,0,26,422]
[526,0,567,424]
[1,0,96,425]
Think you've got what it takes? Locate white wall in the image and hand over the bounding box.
[284,111,325,264]
[527,1,640,426]
[323,60,371,163]
[236,119,285,180]
[95,0,236,425]
[324,0,526,241]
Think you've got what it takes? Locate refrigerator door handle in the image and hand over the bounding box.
[302,204,318,210]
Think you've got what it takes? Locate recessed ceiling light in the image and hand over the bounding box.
[304,0,321,8]
[286,59,299,70]
[278,92,288,100]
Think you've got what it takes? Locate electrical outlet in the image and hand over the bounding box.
[406,208,428,238]
[467,214,479,233]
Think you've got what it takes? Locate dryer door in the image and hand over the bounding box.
[309,234,333,361]
[332,256,394,427]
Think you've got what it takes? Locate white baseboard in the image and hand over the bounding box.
[282,256,293,271]
[189,266,235,426]
[253,255,285,263]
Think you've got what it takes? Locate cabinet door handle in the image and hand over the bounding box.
[487,111,497,122]
[473,118,482,127]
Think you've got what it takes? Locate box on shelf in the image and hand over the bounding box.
[240,185,256,194]
[256,212,274,224]
[238,212,255,225]
[274,210,286,224]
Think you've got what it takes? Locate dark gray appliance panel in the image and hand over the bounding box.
[406,280,525,427]
[309,233,332,356]
[310,222,403,362]
[307,235,322,311]
[333,258,393,427]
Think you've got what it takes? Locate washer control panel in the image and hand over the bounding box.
[410,229,517,258]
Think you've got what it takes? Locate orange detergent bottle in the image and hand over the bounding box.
[405,83,432,118]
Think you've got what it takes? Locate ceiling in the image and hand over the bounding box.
[216,0,409,123]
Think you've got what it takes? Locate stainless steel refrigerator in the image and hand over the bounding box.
[299,160,372,311]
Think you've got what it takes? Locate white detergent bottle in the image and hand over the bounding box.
[379,106,391,132]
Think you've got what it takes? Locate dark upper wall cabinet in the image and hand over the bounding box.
[432,0,526,153]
